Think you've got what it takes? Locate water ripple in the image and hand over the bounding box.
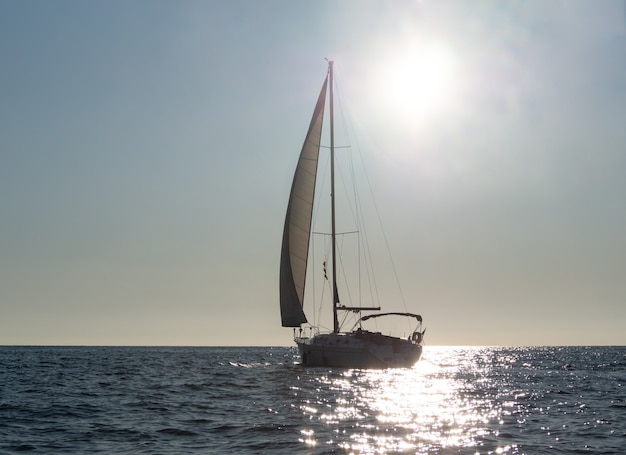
[0,346,624,453]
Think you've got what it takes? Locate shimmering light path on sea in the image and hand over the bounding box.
[291,346,625,454]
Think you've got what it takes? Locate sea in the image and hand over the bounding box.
[0,346,624,454]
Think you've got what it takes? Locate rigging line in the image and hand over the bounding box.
[335,234,344,304]
[363,166,408,311]
[333,152,359,229]
[362,157,409,312]
[334,68,381,310]
[349,147,380,309]
[333,71,371,309]
[315,236,333,328]
[330,67,360,230]
[328,80,375,314]
[311,228,317,326]
[335,66,409,313]
[310,236,326,326]
[335,233,355,309]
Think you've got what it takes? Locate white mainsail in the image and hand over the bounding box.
[279,76,328,327]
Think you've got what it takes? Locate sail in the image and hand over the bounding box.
[280,75,328,327]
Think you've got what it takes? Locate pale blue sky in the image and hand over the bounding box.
[1,1,625,346]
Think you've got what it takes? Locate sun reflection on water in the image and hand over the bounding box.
[296,347,516,454]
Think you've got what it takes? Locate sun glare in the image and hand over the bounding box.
[380,42,457,121]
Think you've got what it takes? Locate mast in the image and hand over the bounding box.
[329,60,340,333]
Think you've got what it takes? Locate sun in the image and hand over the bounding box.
[380,42,457,122]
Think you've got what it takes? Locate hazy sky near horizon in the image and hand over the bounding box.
[1,1,625,346]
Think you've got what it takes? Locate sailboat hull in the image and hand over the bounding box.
[296,331,422,369]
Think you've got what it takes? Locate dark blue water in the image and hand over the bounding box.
[0,346,624,454]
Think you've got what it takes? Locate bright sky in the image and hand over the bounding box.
[1,1,625,346]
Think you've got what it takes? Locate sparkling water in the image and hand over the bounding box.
[1,346,624,453]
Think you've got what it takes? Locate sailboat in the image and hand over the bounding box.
[280,61,425,368]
